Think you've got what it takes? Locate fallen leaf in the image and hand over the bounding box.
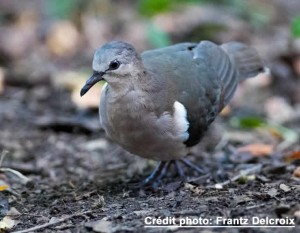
[92,218,113,233]
[237,143,274,157]
[265,96,295,124]
[284,150,300,163]
[293,56,300,75]
[0,67,4,94]
[270,125,299,151]
[0,186,8,191]
[46,21,79,57]
[51,71,102,108]
[0,180,10,192]
[83,139,109,151]
[294,210,300,218]
[279,183,291,192]
[267,187,278,197]
[0,216,16,231]
[293,166,300,178]
[184,183,205,195]
[0,168,30,185]
[215,184,223,189]
[220,105,231,116]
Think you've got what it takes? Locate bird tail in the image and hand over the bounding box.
[221,42,265,81]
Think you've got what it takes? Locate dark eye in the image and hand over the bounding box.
[109,60,120,70]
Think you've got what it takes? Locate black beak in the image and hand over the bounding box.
[80,71,105,96]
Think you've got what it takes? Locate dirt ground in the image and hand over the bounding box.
[0,81,299,233]
[1,1,300,232]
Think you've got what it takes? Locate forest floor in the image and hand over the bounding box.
[0,80,300,233]
[1,1,300,232]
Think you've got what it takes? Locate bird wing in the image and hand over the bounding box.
[142,41,238,146]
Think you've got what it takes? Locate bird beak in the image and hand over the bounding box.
[80,71,105,96]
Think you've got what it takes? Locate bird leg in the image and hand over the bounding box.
[143,161,167,185]
[179,158,205,174]
[175,160,185,177]
[143,158,205,186]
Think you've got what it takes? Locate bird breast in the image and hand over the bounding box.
[100,87,190,161]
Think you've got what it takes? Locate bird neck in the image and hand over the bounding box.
[107,69,155,100]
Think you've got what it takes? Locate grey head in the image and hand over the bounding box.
[80,41,142,96]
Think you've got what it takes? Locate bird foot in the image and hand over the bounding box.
[143,158,205,187]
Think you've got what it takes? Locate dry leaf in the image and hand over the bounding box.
[0,180,10,192]
[184,183,205,195]
[0,185,8,191]
[52,71,102,108]
[293,167,300,178]
[220,105,231,116]
[0,216,16,231]
[265,96,295,124]
[279,183,291,192]
[0,207,20,232]
[0,67,4,94]
[92,218,113,233]
[72,84,101,109]
[237,143,274,157]
[284,150,300,163]
[294,210,300,218]
[46,21,79,57]
[293,56,300,75]
[267,187,278,197]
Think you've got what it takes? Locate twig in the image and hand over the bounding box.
[0,167,31,185]
[246,203,265,210]
[54,224,76,230]
[214,164,262,189]
[12,210,93,233]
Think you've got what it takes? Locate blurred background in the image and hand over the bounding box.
[0,0,300,161]
[0,0,300,107]
[1,0,300,231]
[1,0,300,147]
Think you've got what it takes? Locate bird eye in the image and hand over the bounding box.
[109,60,120,70]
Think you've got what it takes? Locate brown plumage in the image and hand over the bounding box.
[81,40,265,183]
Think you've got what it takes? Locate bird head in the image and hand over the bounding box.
[80,41,141,96]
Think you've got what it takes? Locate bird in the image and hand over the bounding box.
[80,40,264,185]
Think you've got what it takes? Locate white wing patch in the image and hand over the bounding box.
[173,101,189,141]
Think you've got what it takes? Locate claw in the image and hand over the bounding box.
[142,158,205,186]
